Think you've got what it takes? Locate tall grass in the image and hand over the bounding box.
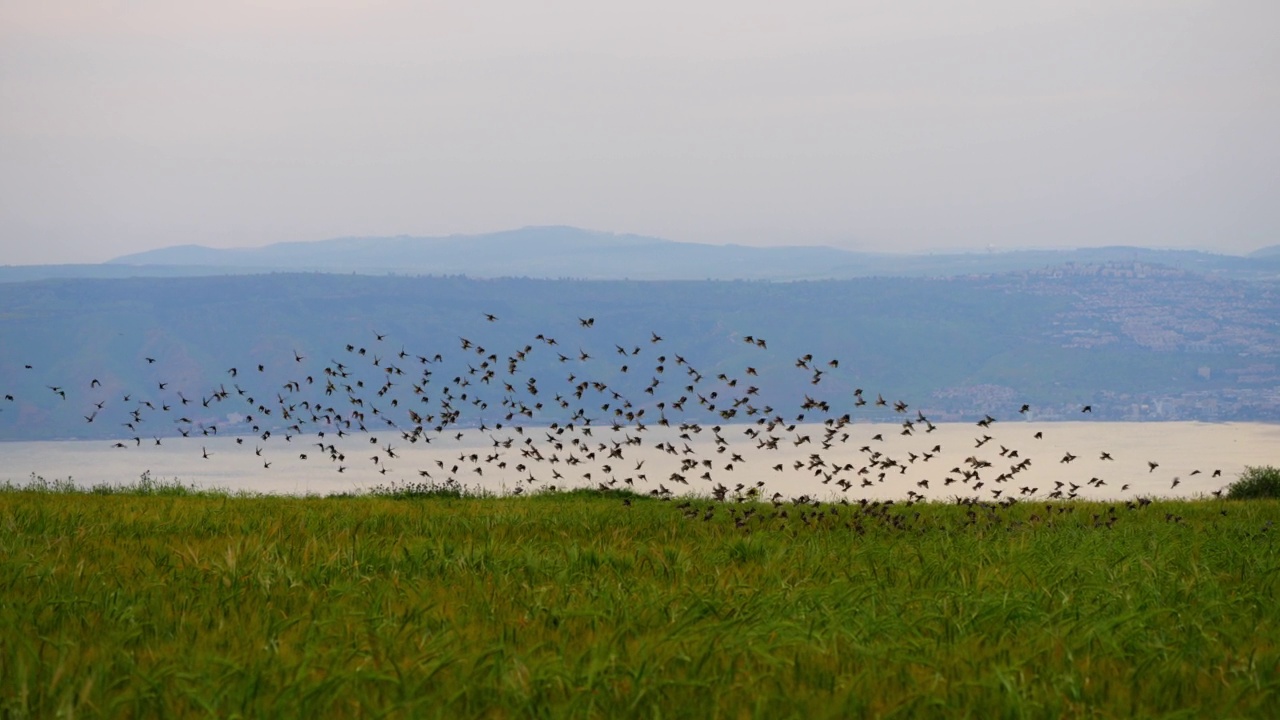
[1,488,1278,717]
[5,471,222,498]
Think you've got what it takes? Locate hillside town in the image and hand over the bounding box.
[932,263,1280,421]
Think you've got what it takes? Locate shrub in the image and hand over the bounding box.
[1225,466,1280,500]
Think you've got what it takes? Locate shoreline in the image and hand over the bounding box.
[4,421,1278,502]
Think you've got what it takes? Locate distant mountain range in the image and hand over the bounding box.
[3,226,1278,282]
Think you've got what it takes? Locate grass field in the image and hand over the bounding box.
[2,480,1279,718]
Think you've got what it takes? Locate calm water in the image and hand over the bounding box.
[3,421,1277,501]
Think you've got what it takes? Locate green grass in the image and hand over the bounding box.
[2,486,1279,718]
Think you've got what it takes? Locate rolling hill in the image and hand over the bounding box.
[0,226,1251,283]
[2,267,1276,441]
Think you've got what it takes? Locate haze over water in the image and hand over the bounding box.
[5,421,1276,502]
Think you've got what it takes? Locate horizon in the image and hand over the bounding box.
[4,225,1276,268]
[3,2,1278,265]
[88,225,1280,261]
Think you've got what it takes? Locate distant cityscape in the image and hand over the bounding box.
[929,262,1280,421]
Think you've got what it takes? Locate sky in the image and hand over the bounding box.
[1,1,1277,265]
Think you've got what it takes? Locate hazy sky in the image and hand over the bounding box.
[2,1,1277,265]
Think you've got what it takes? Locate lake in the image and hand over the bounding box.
[3,421,1276,502]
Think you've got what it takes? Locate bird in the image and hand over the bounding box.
[16,298,1210,519]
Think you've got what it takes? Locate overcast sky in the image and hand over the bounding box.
[1,1,1277,265]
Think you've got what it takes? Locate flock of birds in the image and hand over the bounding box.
[3,312,1232,516]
